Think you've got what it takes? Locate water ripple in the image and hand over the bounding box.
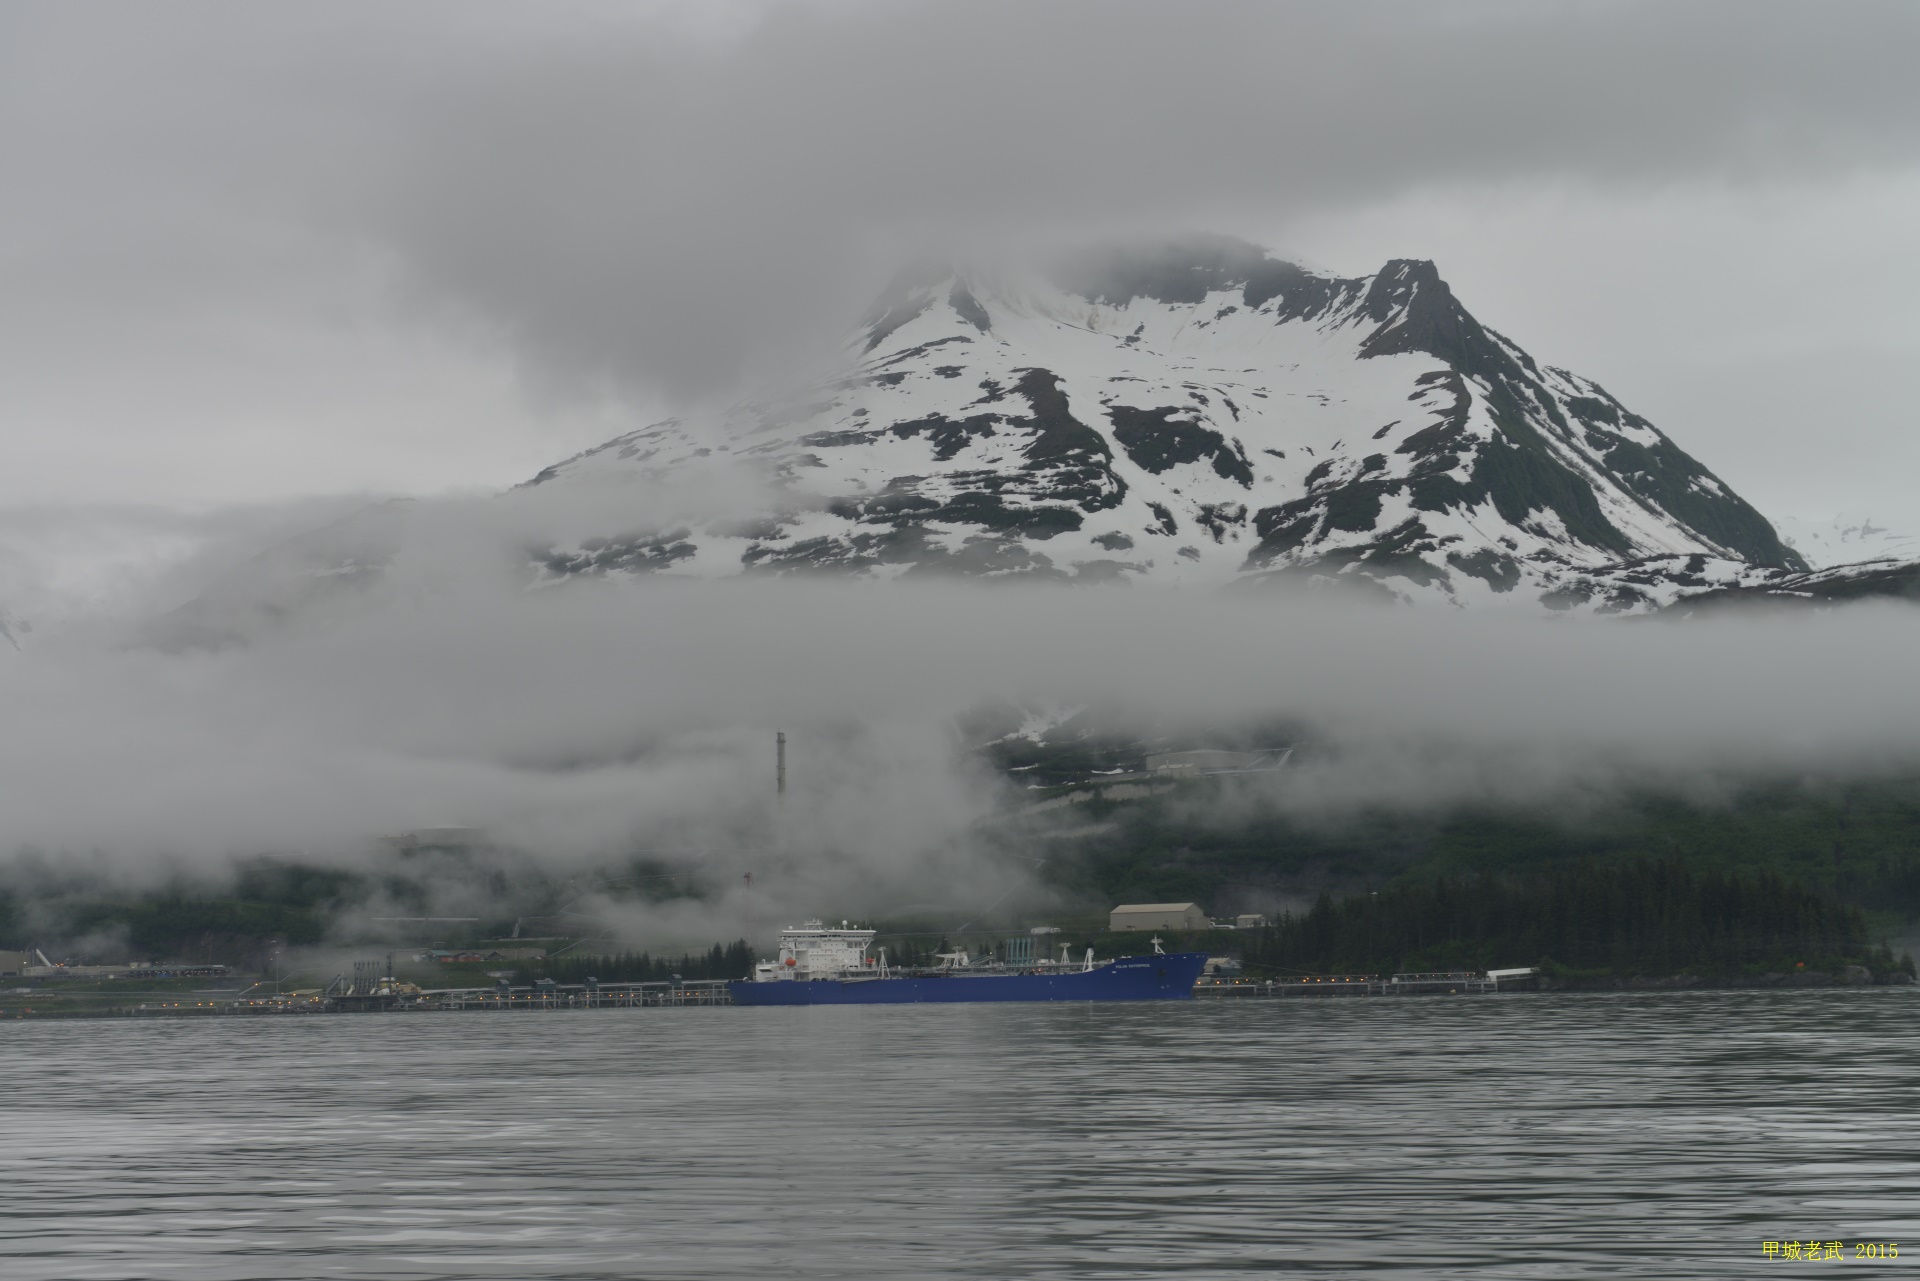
[2,991,1916,1278]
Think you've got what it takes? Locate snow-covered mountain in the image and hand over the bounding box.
[524,235,1805,611]
[1773,514,1920,570]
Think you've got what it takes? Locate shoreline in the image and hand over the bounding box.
[6,976,1915,1020]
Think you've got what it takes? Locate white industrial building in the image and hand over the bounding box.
[1109,902,1211,931]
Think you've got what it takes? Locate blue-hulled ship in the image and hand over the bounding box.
[728,921,1206,1005]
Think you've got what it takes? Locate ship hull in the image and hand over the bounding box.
[728,952,1208,1005]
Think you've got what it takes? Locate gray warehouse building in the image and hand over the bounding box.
[1109,902,1211,931]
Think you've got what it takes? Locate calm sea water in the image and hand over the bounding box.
[3,990,1917,1279]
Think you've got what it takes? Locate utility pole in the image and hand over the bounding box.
[744,871,756,953]
[774,730,788,862]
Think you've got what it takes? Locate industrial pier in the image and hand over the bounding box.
[339,979,734,1013]
[1195,968,1538,998]
[29,975,739,1019]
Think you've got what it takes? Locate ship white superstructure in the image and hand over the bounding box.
[752,920,880,982]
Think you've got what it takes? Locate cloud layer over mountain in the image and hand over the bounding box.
[5,1,1920,513]
[10,533,1920,896]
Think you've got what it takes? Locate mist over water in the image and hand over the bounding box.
[4,991,1916,1279]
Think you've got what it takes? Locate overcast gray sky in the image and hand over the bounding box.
[4,0,1918,526]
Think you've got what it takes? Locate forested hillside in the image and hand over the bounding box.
[1240,860,1914,979]
[1047,774,1920,927]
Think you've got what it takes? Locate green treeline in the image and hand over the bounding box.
[1058,775,1920,918]
[67,897,328,956]
[1241,860,1917,979]
[521,940,755,985]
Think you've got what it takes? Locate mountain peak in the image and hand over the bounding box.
[526,234,1808,607]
